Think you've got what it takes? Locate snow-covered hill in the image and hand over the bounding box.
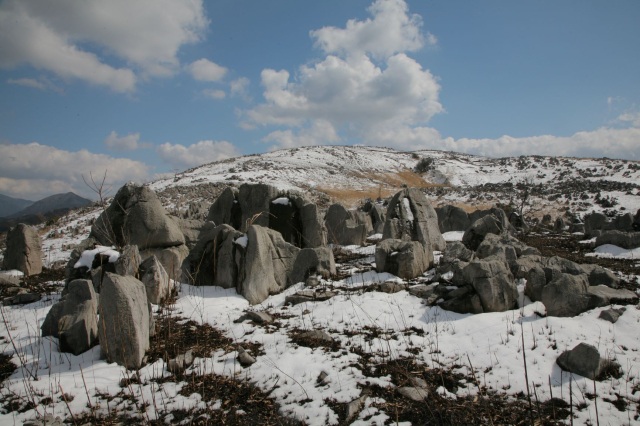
[2,146,640,425]
[150,145,640,217]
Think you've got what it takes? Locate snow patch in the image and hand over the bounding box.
[73,246,120,269]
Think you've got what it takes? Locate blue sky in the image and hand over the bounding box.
[1,0,639,200]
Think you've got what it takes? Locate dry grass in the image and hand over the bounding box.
[318,169,447,207]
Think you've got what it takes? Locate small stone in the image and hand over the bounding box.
[397,386,429,401]
[237,347,256,367]
[317,370,330,385]
[245,311,274,324]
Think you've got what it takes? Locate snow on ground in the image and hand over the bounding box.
[3,264,640,424]
[442,231,464,242]
[587,244,640,260]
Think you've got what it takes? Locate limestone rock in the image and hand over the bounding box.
[98,273,150,369]
[382,188,445,251]
[3,223,42,276]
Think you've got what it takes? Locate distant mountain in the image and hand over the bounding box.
[0,194,34,217]
[8,192,92,218]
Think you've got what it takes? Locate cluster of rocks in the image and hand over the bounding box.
[428,210,637,316]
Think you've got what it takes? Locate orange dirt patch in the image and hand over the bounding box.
[318,169,448,207]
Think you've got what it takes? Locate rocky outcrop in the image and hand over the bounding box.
[182,224,243,287]
[594,230,640,249]
[139,255,171,304]
[3,223,43,276]
[462,214,504,251]
[114,245,141,277]
[584,212,635,237]
[236,225,300,304]
[91,183,185,250]
[436,205,470,233]
[290,247,336,284]
[98,273,150,369]
[325,203,368,246]
[41,279,98,355]
[207,184,326,248]
[382,188,445,251]
[375,240,431,280]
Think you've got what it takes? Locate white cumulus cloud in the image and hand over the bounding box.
[0,142,151,200]
[243,0,442,150]
[188,58,228,82]
[0,0,208,92]
[202,89,226,100]
[104,131,150,151]
[310,0,424,60]
[157,140,240,170]
[262,120,341,150]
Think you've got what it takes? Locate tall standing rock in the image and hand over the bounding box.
[91,183,185,250]
[236,225,300,304]
[3,223,43,276]
[382,188,445,252]
[98,273,150,369]
[325,204,368,246]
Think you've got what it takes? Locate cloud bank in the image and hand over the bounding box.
[0,142,151,200]
[243,0,442,151]
[156,140,241,170]
[0,0,208,92]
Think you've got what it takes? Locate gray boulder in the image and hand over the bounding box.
[64,237,98,284]
[91,183,185,250]
[41,279,98,355]
[524,265,547,302]
[208,184,326,248]
[441,241,475,264]
[183,224,243,287]
[541,273,591,317]
[114,245,141,277]
[462,259,518,312]
[206,186,241,228]
[462,214,504,251]
[140,255,170,304]
[382,188,445,251]
[140,245,189,281]
[325,203,367,246]
[375,239,432,280]
[556,343,620,380]
[436,205,470,232]
[595,230,640,250]
[588,286,638,308]
[290,247,336,284]
[363,201,387,234]
[238,183,280,229]
[599,308,625,323]
[3,223,43,276]
[236,225,300,304]
[176,218,207,249]
[553,217,566,233]
[98,273,150,369]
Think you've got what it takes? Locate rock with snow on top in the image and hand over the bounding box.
[383,188,445,252]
